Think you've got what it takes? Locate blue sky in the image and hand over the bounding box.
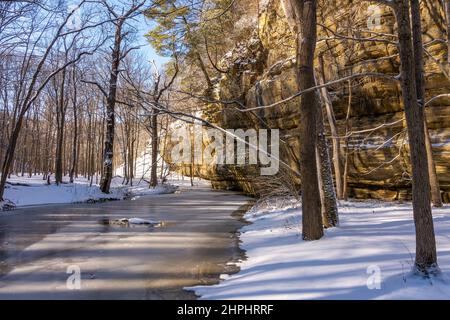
[68,0,171,68]
[135,10,171,68]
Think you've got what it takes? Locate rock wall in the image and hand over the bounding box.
[167,0,450,202]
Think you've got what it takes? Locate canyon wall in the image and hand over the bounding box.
[167,0,450,202]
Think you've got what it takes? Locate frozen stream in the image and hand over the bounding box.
[0,186,252,299]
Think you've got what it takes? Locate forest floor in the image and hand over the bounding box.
[190,198,450,300]
[1,175,181,209]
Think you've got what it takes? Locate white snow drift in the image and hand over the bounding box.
[1,175,177,209]
[190,198,450,300]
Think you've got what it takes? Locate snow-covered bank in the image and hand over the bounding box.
[190,198,450,300]
[1,175,180,210]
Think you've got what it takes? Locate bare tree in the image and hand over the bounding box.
[121,56,178,188]
[282,0,324,240]
[69,65,79,183]
[54,42,70,185]
[381,0,438,275]
[148,61,178,188]
[83,0,146,193]
[0,1,105,200]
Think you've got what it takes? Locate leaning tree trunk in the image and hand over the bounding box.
[423,121,442,207]
[410,0,443,207]
[195,51,213,89]
[100,21,123,194]
[317,55,343,200]
[291,0,324,240]
[342,80,352,200]
[316,101,339,227]
[0,115,25,200]
[395,0,438,274]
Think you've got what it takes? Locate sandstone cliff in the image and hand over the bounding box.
[167,0,450,202]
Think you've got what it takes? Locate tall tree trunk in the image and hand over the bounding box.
[55,69,67,185]
[100,21,123,194]
[90,112,97,186]
[98,110,105,182]
[69,69,78,184]
[190,125,194,187]
[87,113,93,182]
[395,0,438,274]
[21,118,29,177]
[410,0,443,207]
[160,116,169,180]
[129,119,135,186]
[288,0,323,240]
[150,111,159,188]
[134,121,140,184]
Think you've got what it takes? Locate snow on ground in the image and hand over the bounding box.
[1,174,178,209]
[190,198,450,300]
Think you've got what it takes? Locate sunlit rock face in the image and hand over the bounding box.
[165,0,450,201]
